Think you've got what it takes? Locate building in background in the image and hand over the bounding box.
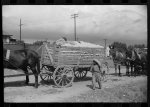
[3,35,20,44]
[3,35,13,43]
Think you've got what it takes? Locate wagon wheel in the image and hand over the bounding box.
[53,66,74,88]
[40,65,53,82]
[74,68,88,79]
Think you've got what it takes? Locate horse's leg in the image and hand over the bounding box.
[35,73,38,88]
[125,61,128,76]
[26,74,29,85]
[130,62,133,76]
[114,64,117,75]
[141,64,144,75]
[22,67,29,85]
[142,63,146,75]
[118,65,121,76]
[128,64,130,76]
[134,64,137,77]
[31,67,38,88]
[126,64,129,76]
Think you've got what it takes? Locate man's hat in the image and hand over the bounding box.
[93,59,101,66]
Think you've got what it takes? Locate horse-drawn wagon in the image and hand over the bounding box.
[39,39,109,88]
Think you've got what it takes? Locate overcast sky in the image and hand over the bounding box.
[2,5,147,45]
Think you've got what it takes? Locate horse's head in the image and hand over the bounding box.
[133,49,142,61]
[109,46,116,59]
[125,49,131,59]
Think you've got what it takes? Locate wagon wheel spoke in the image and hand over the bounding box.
[40,65,53,82]
[76,71,80,76]
[47,75,50,80]
[64,79,67,85]
[57,71,62,75]
[59,68,64,73]
[62,79,66,86]
[81,71,85,77]
[76,72,79,77]
[80,72,82,77]
[65,76,72,82]
[62,79,65,86]
[78,72,81,77]
[55,74,62,77]
[55,76,62,82]
[43,75,48,80]
[43,66,49,73]
[74,69,87,79]
[48,75,51,81]
[58,78,62,85]
[64,68,72,74]
[74,71,78,75]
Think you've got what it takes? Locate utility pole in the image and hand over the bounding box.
[104,39,107,58]
[104,39,107,49]
[19,19,23,43]
[71,14,78,41]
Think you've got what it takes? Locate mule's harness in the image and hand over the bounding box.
[4,50,23,70]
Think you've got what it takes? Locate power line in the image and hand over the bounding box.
[71,14,78,41]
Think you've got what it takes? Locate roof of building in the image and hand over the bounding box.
[3,35,13,37]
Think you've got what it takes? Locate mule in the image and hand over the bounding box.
[109,48,129,76]
[3,48,41,88]
[125,49,135,76]
[126,48,147,76]
[133,49,147,75]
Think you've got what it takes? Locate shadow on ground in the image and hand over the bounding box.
[74,77,92,82]
[4,80,35,88]
[39,79,55,86]
[86,84,93,89]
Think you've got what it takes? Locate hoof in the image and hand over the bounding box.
[25,82,29,85]
[92,86,95,90]
[35,86,38,88]
[34,84,38,88]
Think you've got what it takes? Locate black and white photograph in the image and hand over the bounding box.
[3,5,147,102]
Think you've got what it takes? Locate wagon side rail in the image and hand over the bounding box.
[58,47,106,67]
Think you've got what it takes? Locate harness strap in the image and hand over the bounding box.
[6,50,10,60]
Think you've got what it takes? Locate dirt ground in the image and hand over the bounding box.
[4,67,147,102]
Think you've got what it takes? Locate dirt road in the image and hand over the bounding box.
[4,68,147,102]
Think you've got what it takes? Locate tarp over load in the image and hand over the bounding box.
[55,38,104,48]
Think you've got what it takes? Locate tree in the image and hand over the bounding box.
[33,40,43,45]
[110,42,127,53]
[109,41,128,59]
[134,44,146,48]
[128,45,134,51]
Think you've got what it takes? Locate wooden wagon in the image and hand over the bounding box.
[39,41,109,88]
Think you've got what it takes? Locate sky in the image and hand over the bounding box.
[2,5,147,46]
